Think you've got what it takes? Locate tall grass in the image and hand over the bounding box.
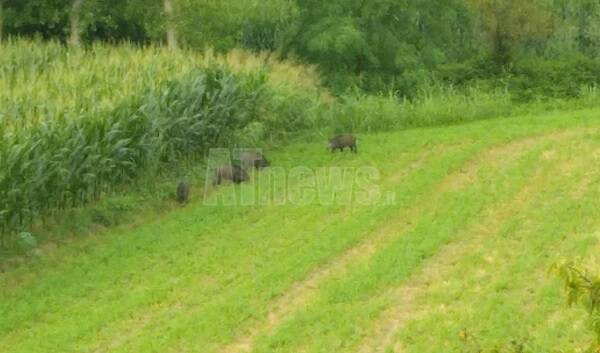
[327,84,600,133]
[0,40,324,247]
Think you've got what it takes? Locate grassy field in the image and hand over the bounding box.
[2,109,600,352]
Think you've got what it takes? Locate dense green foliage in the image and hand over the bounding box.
[1,0,161,43]
[285,0,474,92]
[3,0,600,96]
[0,40,324,246]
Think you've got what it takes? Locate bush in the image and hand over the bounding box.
[507,56,600,102]
[434,56,600,103]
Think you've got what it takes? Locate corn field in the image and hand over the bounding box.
[0,40,324,247]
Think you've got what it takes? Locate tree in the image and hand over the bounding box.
[0,0,4,42]
[239,0,298,52]
[175,0,243,51]
[1,0,160,44]
[2,0,69,41]
[163,0,177,49]
[83,0,161,44]
[549,0,600,58]
[69,0,84,47]
[468,0,554,67]
[286,0,474,94]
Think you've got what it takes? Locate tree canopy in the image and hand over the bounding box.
[2,0,600,95]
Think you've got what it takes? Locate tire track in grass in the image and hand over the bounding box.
[219,131,579,353]
[387,143,466,183]
[354,134,592,353]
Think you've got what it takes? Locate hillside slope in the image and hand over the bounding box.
[2,110,600,353]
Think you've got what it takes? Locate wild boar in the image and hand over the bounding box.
[239,151,269,170]
[328,134,357,153]
[213,165,249,185]
[176,181,190,204]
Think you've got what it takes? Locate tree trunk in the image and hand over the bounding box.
[69,0,84,47]
[492,24,512,68]
[0,1,4,42]
[164,0,177,50]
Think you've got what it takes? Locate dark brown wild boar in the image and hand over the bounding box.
[239,151,269,170]
[213,165,249,185]
[328,134,357,153]
[176,181,190,204]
